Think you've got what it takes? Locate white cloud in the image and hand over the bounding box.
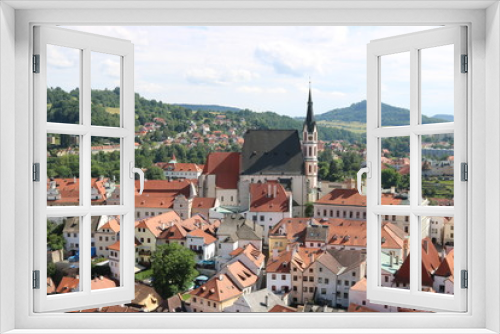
[47,45,78,69]
[185,68,259,85]
[102,59,121,79]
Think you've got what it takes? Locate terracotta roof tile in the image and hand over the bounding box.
[202,152,241,189]
[189,274,242,302]
[250,182,289,213]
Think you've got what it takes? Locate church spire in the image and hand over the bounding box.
[305,82,316,133]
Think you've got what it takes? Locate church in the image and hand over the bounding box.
[238,87,320,216]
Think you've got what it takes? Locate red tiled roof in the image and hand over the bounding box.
[47,177,110,205]
[316,188,402,206]
[99,217,120,233]
[135,179,197,196]
[394,237,440,287]
[268,305,297,312]
[249,182,289,213]
[189,274,242,302]
[91,276,117,290]
[188,229,217,245]
[202,152,241,189]
[158,223,188,240]
[348,303,378,312]
[155,162,202,173]
[225,261,258,288]
[136,211,182,238]
[267,250,293,273]
[135,193,176,209]
[56,276,79,294]
[434,249,454,277]
[192,197,217,209]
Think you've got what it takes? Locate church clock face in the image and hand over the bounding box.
[308,136,313,140]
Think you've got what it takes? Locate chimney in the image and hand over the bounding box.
[309,253,315,263]
[268,184,272,198]
[50,181,57,189]
[389,253,394,268]
[272,248,279,261]
[273,185,277,199]
[390,186,396,194]
[99,275,104,281]
[75,275,80,280]
[218,275,224,281]
[73,176,77,184]
[264,295,269,307]
[403,238,409,260]
[423,239,428,254]
[395,255,399,265]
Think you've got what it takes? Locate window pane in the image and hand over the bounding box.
[92,215,121,290]
[91,52,121,127]
[47,216,80,295]
[380,52,410,126]
[47,134,80,206]
[381,217,409,289]
[91,136,120,205]
[381,136,410,205]
[47,45,80,124]
[421,45,454,125]
[420,216,454,295]
[421,133,454,206]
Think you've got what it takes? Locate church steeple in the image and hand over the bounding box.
[305,82,316,133]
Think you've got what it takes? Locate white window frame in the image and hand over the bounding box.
[365,26,467,312]
[0,2,498,333]
[33,26,136,312]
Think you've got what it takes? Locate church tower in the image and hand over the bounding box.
[303,85,318,197]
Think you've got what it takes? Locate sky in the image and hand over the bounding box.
[48,26,454,118]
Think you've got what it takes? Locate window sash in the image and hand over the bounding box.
[366,26,467,312]
[33,26,135,312]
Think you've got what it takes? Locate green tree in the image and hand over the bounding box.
[381,168,401,190]
[47,220,65,251]
[151,243,198,299]
[304,202,314,217]
[145,166,166,180]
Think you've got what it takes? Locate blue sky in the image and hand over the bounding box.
[50,26,453,118]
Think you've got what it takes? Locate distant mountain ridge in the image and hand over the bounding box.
[173,104,242,113]
[311,100,451,126]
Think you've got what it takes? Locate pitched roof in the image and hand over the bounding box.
[241,130,304,175]
[202,152,241,189]
[239,243,265,268]
[135,193,176,209]
[155,162,202,173]
[99,217,120,233]
[187,229,217,245]
[350,277,367,292]
[304,87,316,133]
[91,276,117,290]
[315,188,403,206]
[47,177,111,205]
[249,182,289,213]
[269,218,312,242]
[192,197,217,209]
[136,211,182,238]
[217,214,263,242]
[239,289,285,312]
[135,179,196,196]
[158,223,188,240]
[189,274,242,302]
[434,249,454,277]
[268,305,297,312]
[224,261,258,289]
[394,237,441,286]
[348,303,379,313]
[267,250,293,274]
[56,276,79,294]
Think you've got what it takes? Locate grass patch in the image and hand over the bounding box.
[135,268,153,281]
[105,107,120,114]
[317,120,366,134]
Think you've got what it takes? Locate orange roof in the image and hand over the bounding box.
[249,182,289,213]
[136,211,182,237]
[225,261,258,288]
[135,179,197,196]
[91,276,117,290]
[240,243,265,268]
[189,274,242,302]
[316,188,402,206]
[268,305,297,312]
[188,229,217,245]
[434,249,454,277]
[267,250,293,273]
[348,303,378,312]
[47,277,56,294]
[394,238,440,286]
[99,217,120,233]
[47,177,110,205]
[202,152,241,189]
[229,248,244,257]
[192,197,217,209]
[269,218,313,242]
[135,193,176,209]
[107,238,141,251]
[158,223,187,240]
[350,277,367,292]
[56,276,79,293]
[292,247,321,270]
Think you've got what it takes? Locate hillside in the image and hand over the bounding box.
[47,87,363,143]
[312,100,448,126]
[173,104,242,113]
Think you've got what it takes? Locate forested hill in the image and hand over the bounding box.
[46,87,363,143]
[173,104,242,113]
[310,100,450,126]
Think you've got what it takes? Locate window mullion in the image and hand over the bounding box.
[409,47,420,294]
